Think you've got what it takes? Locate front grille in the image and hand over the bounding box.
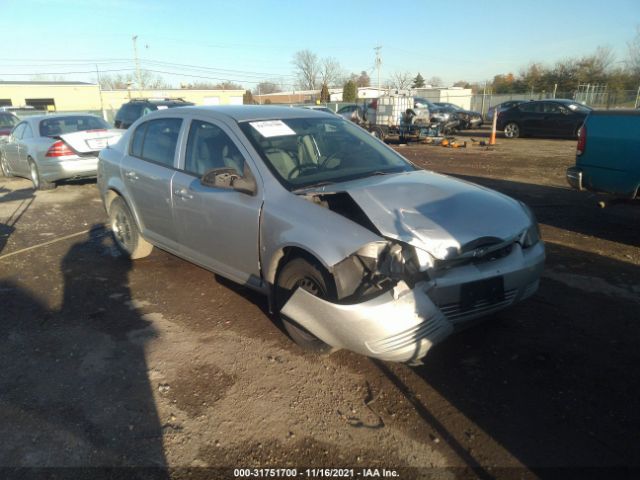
[439,289,518,324]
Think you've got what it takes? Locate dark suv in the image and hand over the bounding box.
[114,98,194,129]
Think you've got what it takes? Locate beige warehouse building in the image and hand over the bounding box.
[0,81,245,116]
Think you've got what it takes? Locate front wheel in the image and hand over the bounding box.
[29,159,55,190]
[370,127,385,141]
[504,122,520,139]
[275,257,334,353]
[109,196,153,259]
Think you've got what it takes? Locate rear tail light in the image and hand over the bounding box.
[576,125,586,156]
[45,140,75,157]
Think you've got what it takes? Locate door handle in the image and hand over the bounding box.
[125,170,139,181]
[173,188,193,200]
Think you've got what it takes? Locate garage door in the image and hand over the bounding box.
[229,96,243,105]
[203,97,220,105]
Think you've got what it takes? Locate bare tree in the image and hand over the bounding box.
[98,70,169,90]
[427,76,443,87]
[30,74,67,82]
[292,50,319,90]
[627,26,640,75]
[253,81,281,95]
[319,57,343,88]
[389,71,413,89]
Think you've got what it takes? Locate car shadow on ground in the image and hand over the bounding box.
[374,242,640,473]
[0,186,35,254]
[0,226,169,477]
[449,173,640,248]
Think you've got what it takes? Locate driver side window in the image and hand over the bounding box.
[184,120,245,177]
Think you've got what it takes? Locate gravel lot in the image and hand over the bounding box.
[1,128,639,478]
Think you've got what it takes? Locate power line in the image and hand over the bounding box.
[0,68,137,76]
[139,58,296,79]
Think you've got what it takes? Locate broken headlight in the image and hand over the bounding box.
[333,241,432,302]
[519,202,541,248]
[360,242,429,287]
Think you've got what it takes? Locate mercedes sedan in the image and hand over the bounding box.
[0,114,123,189]
[98,106,545,363]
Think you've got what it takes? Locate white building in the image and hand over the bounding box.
[413,87,473,110]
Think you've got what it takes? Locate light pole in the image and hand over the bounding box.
[132,35,142,96]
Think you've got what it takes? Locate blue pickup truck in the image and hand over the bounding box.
[566,110,640,199]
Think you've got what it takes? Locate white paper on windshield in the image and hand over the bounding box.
[249,120,296,138]
[156,105,169,110]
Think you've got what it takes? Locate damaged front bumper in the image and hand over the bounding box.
[281,241,544,363]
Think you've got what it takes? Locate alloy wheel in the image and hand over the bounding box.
[0,156,9,176]
[112,209,133,252]
[30,162,40,188]
[504,123,520,138]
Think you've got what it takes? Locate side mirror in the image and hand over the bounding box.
[200,166,257,196]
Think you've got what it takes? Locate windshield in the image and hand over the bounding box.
[239,117,415,190]
[39,116,110,137]
[0,114,18,128]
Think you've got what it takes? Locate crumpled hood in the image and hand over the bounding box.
[324,170,532,260]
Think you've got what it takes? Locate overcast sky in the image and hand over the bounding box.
[1,0,638,89]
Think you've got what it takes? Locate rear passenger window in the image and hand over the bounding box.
[130,123,146,158]
[542,103,560,113]
[519,103,541,113]
[139,118,182,167]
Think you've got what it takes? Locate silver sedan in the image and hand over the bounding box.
[0,114,123,189]
[97,106,545,364]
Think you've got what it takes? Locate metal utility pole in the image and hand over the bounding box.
[132,35,142,96]
[374,46,382,94]
[95,64,106,121]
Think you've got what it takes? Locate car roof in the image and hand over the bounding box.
[528,99,580,104]
[167,105,334,122]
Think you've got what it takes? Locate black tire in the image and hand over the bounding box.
[275,257,335,352]
[28,158,55,190]
[503,122,520,139]
[1,153,12,177]
[370,127,385,141]
[108,196,153,259]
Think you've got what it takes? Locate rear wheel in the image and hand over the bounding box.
[28,158,55,190]
[109,196,153,259]
[275,257,334,353]
[0,153,12,177]
[504,122,520,139]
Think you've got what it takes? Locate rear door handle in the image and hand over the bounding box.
[124,170,139,181]
[173,188,193,200]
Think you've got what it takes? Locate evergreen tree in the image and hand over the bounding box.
[320,83,330,102]
[343,80,357,102]
[412,73,426,88]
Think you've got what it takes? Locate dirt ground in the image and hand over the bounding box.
[1,127,639,479]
